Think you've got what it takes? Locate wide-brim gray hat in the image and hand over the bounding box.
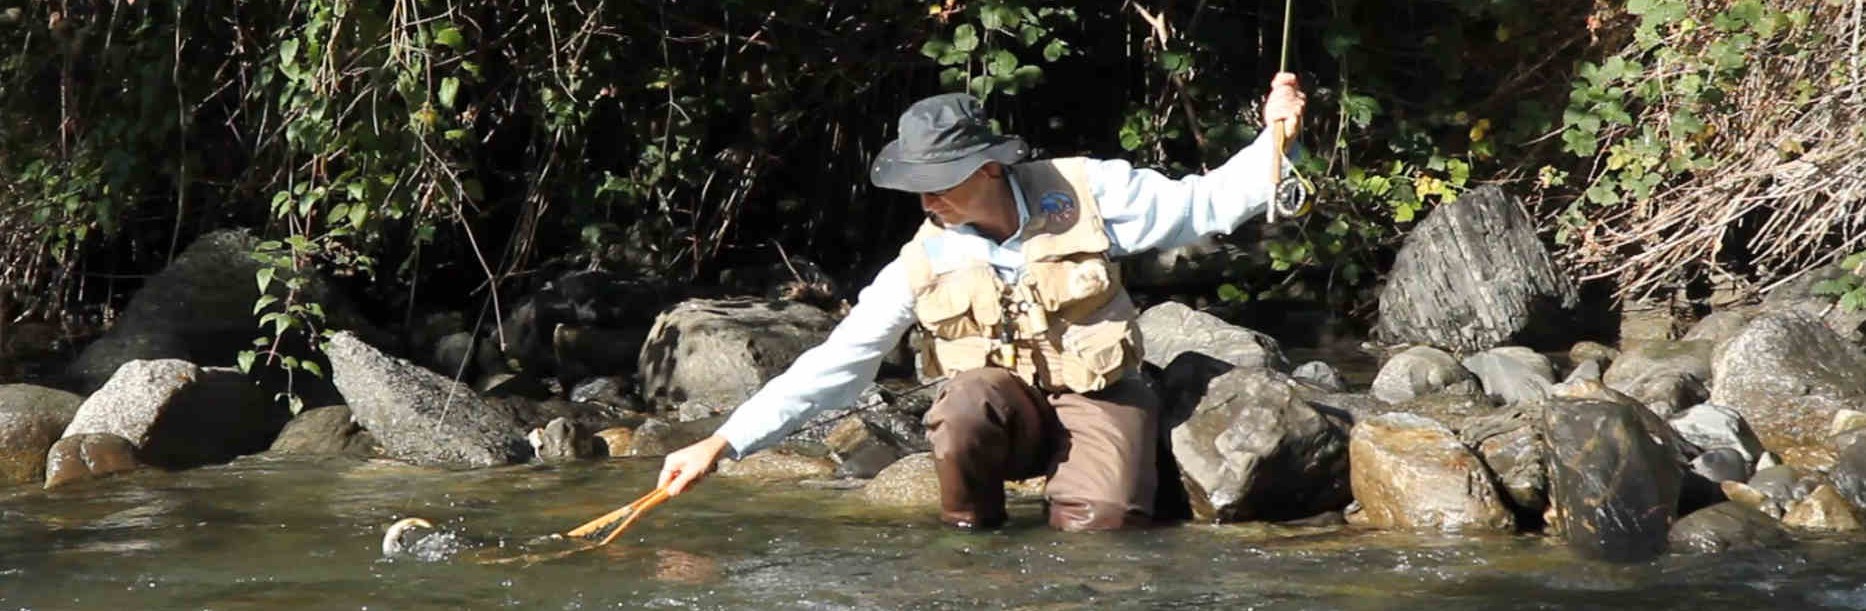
[870,93,1029,193]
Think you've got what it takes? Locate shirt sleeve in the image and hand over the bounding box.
[712,258,918,459]
[1090,130,1291,257]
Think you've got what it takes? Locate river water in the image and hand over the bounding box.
[4,455,1866,610]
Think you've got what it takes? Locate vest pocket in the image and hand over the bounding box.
[913,283,985,340]
[1025,258,1116,312]
[1061,321,1132,377]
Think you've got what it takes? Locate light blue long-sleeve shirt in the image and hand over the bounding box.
[714,132,1287,458]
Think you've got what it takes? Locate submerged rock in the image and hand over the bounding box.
[1782,484,1863,532]
[863,452,940,507]
[43,433,142,489]
[1669,502,1792,554]
[718,450,836,481]
[1348,413,1515,532]
[268,405,380,458]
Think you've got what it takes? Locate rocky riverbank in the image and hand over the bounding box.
[4,187,1866,563]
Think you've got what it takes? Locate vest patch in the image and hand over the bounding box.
[1039,190,1078,225]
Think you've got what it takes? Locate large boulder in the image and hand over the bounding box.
[1602,339,1713,417]
[638,299,837,412]
[1348,413,1515,532]
[1668,502,1792,554]
[1710,310,1866,455]
[1370,346,1480,404]
[0,385,83,484]
[1541,398,1684,562]
[1168,368,1351,522]
[66,230,374,396]
[61,360,286,468]
[1375,186,1578,352]
[325,332,530,468]
[1460,347,1555,406]
[267,405,380,457]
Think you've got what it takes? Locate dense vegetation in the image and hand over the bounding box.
[0,1,1859,376]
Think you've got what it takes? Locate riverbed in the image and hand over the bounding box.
[4,456,1865,610]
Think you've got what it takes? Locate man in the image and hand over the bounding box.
[659,73,1307,531]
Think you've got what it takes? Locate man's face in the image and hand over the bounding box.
[919,164,999,228]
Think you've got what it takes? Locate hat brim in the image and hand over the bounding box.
[869,137,1029,193]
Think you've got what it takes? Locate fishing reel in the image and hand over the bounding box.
[1272,165,1314,219]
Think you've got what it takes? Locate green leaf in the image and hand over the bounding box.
[1813,278,1856,297]
[348,203,368,229]
[953,24,979,52]
[920,39,952,60]
[1042,39,1069,62]
[279,39,301,68]
[435,26,465,49]
[237,350,256,374]
[1217,284,1246,302]
[989,50,1018,76]
[439,77,460,109]
[256,267,277,293]
[253,294,279,315]
[301,361,324,379]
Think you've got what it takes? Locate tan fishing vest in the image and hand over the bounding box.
[898,157,1142,393]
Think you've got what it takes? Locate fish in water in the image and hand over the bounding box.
[381,517,467,561]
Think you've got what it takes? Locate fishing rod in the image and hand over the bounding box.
[1266,0,1314,223]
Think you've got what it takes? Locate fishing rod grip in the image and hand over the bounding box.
[1268,119,1287,223]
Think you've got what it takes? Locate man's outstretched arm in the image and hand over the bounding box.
[1093,72,1307,256]
[659,260,917,494]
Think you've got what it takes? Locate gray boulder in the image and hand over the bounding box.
[0,385,83,484]
[1291,361,1347,392]
[267,405,379,457]
[1348,413,1515,532]
[1710,309,1866,455]
[1669,502,1792,554]
[1375,186,1578,352]
[1602,339,1713,417]
[326,332,530,468]
[1169,367,1351,522]
[1138,302,1288,386]
[62,360,286,468]
[1541,398,1684,562]
[1370,346,1480,404]
[1668,403,1766,465]
[67,230,374,398]
[638,299,837,412]
[1460,346,1555,405]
